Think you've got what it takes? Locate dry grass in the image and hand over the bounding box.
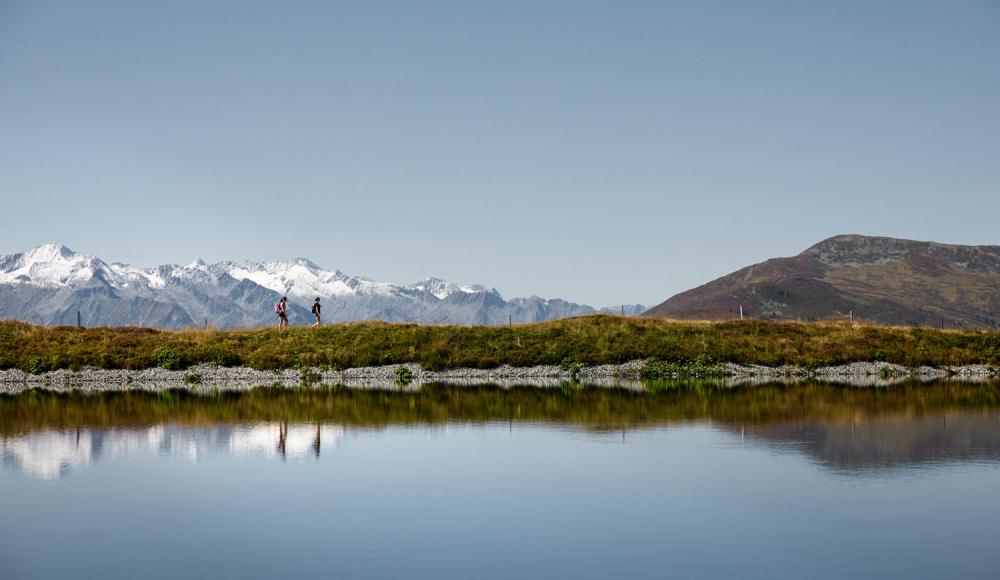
[1,315,999,373]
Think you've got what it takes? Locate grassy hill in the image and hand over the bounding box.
[2,315,999,373]
[645,235,1000,328]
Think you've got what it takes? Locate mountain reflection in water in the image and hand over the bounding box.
[3,381,1000,480]
[1,423,344,480]
[742,412,1000,473]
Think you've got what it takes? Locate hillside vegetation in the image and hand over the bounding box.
[2,316,1000,373]
[646,235,1000,328]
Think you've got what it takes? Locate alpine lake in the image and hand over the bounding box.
[2,380,999,579]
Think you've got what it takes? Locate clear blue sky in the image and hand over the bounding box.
[1,1,998,306]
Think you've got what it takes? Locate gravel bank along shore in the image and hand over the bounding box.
[0,361,998,395]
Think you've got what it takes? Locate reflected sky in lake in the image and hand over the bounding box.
[2,385,1000,579]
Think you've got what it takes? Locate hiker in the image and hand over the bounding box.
[275,296,289,330]
[311,297,322,328]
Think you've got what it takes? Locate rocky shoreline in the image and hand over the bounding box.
[0,360,998,395]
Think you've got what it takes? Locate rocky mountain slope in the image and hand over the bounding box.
[0,244,644,328]
[644,235,1000,328]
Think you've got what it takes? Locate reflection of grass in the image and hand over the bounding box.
[394,366,413,386]
[641,379,723,393]
[1,316,999,373]
[2,381,999,435]
[298,367,321,386]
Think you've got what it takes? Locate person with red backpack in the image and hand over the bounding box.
[275,296,289,330]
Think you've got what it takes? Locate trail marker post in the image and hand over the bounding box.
[739,305,744,321]
[76,310,81,329]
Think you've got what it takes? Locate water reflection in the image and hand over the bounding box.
[743,412,1000,473]
[1,423,345,480]
[6,413,1000,481]
[4,383,999,580]
[3,381,1000,480]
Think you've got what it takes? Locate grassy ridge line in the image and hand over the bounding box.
[1,315,999,373]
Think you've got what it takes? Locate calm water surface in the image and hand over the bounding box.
[2,383,999,579]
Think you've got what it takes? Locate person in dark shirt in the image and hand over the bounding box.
[311,297,322,328]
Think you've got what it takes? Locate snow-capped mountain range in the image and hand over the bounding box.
[0,243,644,328]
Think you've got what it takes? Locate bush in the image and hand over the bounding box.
[27,357,47,375]
[560,357,585,382]
[155,348,182,370]
[640,355,728,380]
[980,335,1000,363]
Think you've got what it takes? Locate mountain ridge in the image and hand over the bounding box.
[0,243,644,328]
[644,234,1000,328]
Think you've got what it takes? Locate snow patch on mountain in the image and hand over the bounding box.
[407,277,490,299]
[220,260,392,299]
[108,263,167,289]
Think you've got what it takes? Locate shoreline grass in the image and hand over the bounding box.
[1,315,999,373]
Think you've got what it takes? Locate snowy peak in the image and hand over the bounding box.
[291,257,321,269]
[217,259,369,299]
[407,277,491,300]
[25,242,75,262]
[0,243,112,288]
